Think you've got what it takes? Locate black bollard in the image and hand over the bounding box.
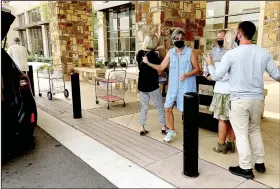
[183,92,199,177]
[71,72,82,119]
[27,65,35,96]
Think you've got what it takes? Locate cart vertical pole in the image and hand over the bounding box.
[28,65,35,96]
[71,72,82,119]
[183,92,199,177]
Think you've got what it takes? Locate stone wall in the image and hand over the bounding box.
[49,1,95,74]
[135,1,207,68]
[262,1,280,63]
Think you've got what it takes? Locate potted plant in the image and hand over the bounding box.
[120,61,127,68]
[107,61,117,69]
[27,55,35,62]
[104,61,109,67]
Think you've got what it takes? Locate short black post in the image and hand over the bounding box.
[71,72,82,119]
[27,65,35,96]
[183,92,199,177]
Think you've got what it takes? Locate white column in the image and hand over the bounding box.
[257,1,266,46]
[41,25,50,57]
[97,11,108,61]
[24,11,32,53]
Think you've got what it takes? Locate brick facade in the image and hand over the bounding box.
[49,1,95,73]
[135,1,207,68]
[262,1,280,63]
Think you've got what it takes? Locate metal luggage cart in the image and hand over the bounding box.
[94,69,127,109]
[37,64,69,100]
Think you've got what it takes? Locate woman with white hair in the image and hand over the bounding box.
[136,34,168,136]
[203,29,237,154]
[142,28,201,142]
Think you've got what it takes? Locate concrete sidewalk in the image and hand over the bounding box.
[30,64,278,188]
[35,97,269,188]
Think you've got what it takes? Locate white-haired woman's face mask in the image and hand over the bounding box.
[173,34,185,49]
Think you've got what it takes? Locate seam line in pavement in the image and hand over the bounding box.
[36,97,271,188]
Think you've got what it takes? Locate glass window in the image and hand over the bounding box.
[108,31,118,38]
[206,1,226,18]
[29,28,43,55]
[108,11,117,31]
[19,31,28,49]
[228,1,260,14]
[204,1,261,52]
[108,38,118,52]
[18,14,25,27]
[130,38,135,51]
[106,3,136,66]
[28,8,41,24]
[228,13,260,28]
[120,31,130,37]
[119,38,130,51]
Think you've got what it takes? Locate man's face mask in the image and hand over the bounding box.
[235,32,242,46]
[217,40,224,47]
[174,40,185,48]
[235,37,240,46]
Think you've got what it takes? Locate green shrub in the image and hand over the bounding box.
[104,61,109,66]
[27,55,35,62]
[43,57,52,63]
[95,61,104,68]
[37,57,44,62]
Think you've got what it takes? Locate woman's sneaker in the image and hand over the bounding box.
[164,130,176,142]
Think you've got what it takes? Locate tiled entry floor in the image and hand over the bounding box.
[36,97,270,188]
[109,81,280,188]
[109,108,279,188]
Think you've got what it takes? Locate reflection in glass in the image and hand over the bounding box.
[228,1,260,14]
[108,31,118,38]
[119,38,130,51]
[108,38,118,52]
[206,1,226,17]
[120,31,130,37]
[130,38,136,51]
[228,13,260,28]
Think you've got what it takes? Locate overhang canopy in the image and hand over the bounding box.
[13,20,49,31]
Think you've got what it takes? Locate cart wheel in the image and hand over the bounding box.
[107,105,110,110]
[47,92,53,100]
[39,93,42,97]
[64,89,69,98]
[123,102,126,107]
[96,100,99,104]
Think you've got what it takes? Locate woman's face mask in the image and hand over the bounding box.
[173,34,185,49]
[217,40,224,47]
[173,40,185,48]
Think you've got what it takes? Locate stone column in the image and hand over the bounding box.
[97,11,108,61]
[49,1,95,73]
[261,1,280,65]
[135,1,207,68]
[41,25,50,58]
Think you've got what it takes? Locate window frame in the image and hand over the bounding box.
[106,3,136,66]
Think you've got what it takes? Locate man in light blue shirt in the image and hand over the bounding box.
[207,21,280,179]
